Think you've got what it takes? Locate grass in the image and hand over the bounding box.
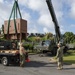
[63,50,75,64]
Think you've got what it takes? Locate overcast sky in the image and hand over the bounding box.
[0,0,75,34]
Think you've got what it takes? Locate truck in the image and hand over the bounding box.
[34,40,51,51]
[34,0,68,55]
[34,40,57,55]
[0,0,28,66]
[0,40,28,66]
[34,40,68,55]
[0,40,20,66]
[46,0,69,53]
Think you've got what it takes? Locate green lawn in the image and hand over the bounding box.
[63,50,75,64]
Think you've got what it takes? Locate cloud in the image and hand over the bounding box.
[70,24,75,27]
[21,10,31,21]
[18,0,28,7]
[18,0,52,33]
[28,25,38,33]
[0,1,12,28]
[28,0,42,11]
[0,0,64,34]
[69,2,75,19]
[63,0,75,19]
[28,0,46,12]
[0,0,3,3]
[38,14,54,28]
[60,25,65,33]
[0,0,74,34]
[43,27,49,33]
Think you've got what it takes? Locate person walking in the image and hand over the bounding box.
[56,42,64,70]
[19,42,26,67]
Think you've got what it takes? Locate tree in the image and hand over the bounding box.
[63,32,75,43]
[45,33,54,40]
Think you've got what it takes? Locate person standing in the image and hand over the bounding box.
[12,42,16,50]
[56,42,64,70]
[19,43,26,67]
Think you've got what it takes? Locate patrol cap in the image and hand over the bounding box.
[57,42,62,47]
[18,42,24,46]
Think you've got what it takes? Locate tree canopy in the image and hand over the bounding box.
[64,32,75,43]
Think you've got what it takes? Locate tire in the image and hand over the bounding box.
[51,50,56,56]
[1,57,9,66]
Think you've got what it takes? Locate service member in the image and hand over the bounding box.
[19,43,26,67]
[56,42,64,70]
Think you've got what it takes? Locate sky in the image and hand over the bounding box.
[0,0,75,34]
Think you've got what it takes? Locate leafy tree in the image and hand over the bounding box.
[43,32,54,41]
[64,32,75,43]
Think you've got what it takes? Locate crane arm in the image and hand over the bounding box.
[46,0,61,43]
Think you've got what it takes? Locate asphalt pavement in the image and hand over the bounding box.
[0,54,75,75]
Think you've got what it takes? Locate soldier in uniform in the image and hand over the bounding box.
[19,42,26,67]
[12,42,16,50]
[56,42,64,70]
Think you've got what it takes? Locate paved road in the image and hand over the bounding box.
[0,54,75,75]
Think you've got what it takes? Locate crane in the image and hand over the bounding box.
[46,0,62,44]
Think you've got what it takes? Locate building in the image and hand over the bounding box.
[4,19,27,40]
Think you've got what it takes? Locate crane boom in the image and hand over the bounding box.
[46,0,61,43]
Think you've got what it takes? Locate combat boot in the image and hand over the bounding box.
[57,67,62,70]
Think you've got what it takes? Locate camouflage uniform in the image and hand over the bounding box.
[19,43,26,67]
[12,43,16,50]
[56,43,64,70]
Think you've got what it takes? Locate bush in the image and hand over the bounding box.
[23,43,33,50]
